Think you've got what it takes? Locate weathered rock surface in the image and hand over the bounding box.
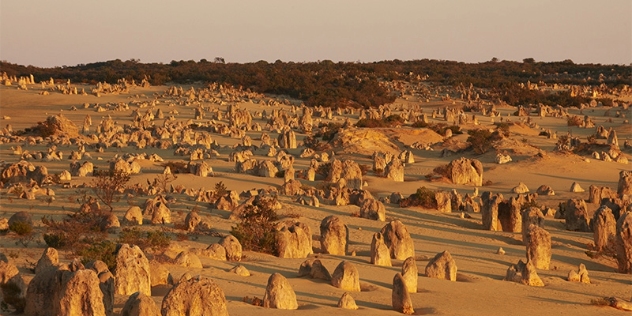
[121,292,160,316]
[380,220,415,260]
[331,261,361,292]
[275,222,313,259]
[319,215,348,255]
[114,244,151,296]
[161,276,228,316]
[425,250,457,281]
[263,273,298,310]
[392,273,415,315]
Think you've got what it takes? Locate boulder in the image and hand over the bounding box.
[564,199,590,232]
[184,211,201,232]
[338,292,358,310]
[380,220,415,260]
[401,257,418,293]
[392,273,415,315]
[536,185,555,196]
[385,158,405,182]
[618,170,632,196]
[570,182,585,193]
[592,206,616,252]
[124,206,143,225]
[297,259,331,281]
[263,273,298,310]
[275,222,313,259]
[199,244,227,261]
[8,211,33,229]
[615,211,632,273]
[161,276,228,316]
[0,259,25,313]
[512,182,530,194]
[370,232,392,266]
[495,153,512,164]
[114,244,151,296]
[425,250,457,281]
[359,198,386,221]
[525,225,551,270]
[567,263,590,284]
[173,251,203,269]
[56,269,106,316]
[121,292,160,316]
[219,235,242,261]
[435,191,452,213]
[319,215,348,255]
[331,261,361,292]
[446,157,483,186]
[149,261,172,287]
[229,265,250,277]
[35,247,59,275]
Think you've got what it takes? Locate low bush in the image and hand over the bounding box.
[399,187,437,208]
[231,197,279,254]
[78,240,117,271]
[9,221,32,236]
[117,227,171,252]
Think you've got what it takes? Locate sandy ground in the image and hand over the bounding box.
[0,82,630,315]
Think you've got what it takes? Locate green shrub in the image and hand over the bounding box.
[9,221,32,236]
[467,129,501,154]
[231,197,278,254]
[43,232,67,248]
[118,227,171,252]
[399,187,437,208]
[78,240,117,272]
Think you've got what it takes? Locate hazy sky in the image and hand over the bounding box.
[1,0,630,67]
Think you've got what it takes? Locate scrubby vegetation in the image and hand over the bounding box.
[2,59,628,108]
[399,187,437,208]
[91,170,131,211]
[231,197,279,254]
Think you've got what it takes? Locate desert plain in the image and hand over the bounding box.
[0,74,630,316]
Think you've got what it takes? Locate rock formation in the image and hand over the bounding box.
[380,220,415,260]
[275,221,313,258]
[446,157,483,186]
[114,244,151,296]
[331,261,361,292]
[262,273,298,310]
[161,276,228,316]
[401,257,418,293]
[592,206,616,252]
[425,250,457,281]
[392,273,415,315]
[525,225,551,270]
[615,211,632,273]
[370,232,392,266]
[319,215,348,255]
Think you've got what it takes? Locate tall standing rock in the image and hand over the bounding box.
[521,207,545,245]
[320,215,348,255]
[114,244,151,296]
[425,250,457,281]
[35,247,59,275]
[331,261,361,292]
[385,158,405,182]
[56,269,106,316]
[525,225,551,270]
[275,222,313,259]
[380,220,415,260]
[615,211,632,273]
[564,199,591,232]
[392,273,415,315]
[592,206,616,252]
[446,157,483,186]
[401,257,418,293]
[482,192,503,231]
[370,233,392,266]
[262,273,298,310]
[435,191,452,213]
[278,127,297,149]
[161,277,228,316]
[618,170,632,196]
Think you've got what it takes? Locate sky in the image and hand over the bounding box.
[1,0,630,67]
